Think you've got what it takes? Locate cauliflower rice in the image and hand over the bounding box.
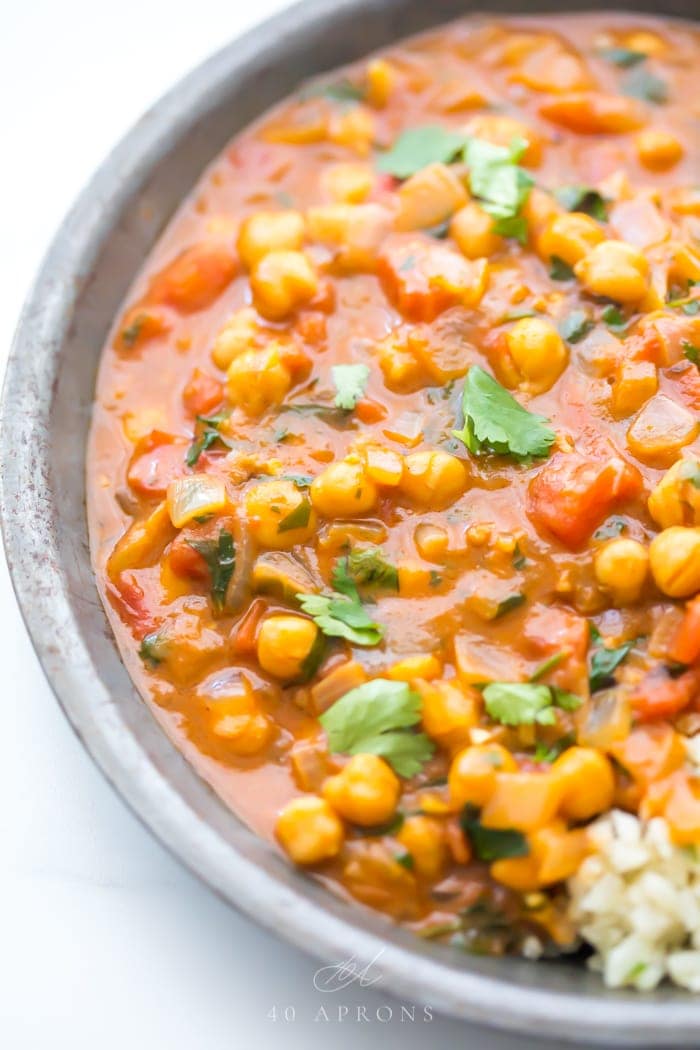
[568,809,700,992]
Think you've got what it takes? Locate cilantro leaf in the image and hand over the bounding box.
[598,46,646,68]
[594,516,626,540]
[494,593,526,618]
[554,185,608,221]
[277,496,312,533]
[549,255,575,281]
[463,135,534,231]
[319,678,434,776]
[297,563,384,647]
[298,78,364,103]
[589,639,636,692]
[683,341,700,367]
[602,304,628,334]
[345,548,398,591]
[678,460,700,489]
[186,529,235,612]
[332,363,370,410]
[186,413,229,467]
[452,366,556,462]
[623,66,668,104]
[533,733,575,763]
[139,631,167,666]
[376,125,467,179]
[482,681,582,726]
[483,682,557,726]
[559,310,593,343]
[460,805,529,861]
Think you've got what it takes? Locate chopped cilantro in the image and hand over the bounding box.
[549,255,575,281]
[298,78,364,103]
[138,631,166,666]
[598,46,646,68]
[121,315,147,348]
[683,341,700,367]
[589,638,637,692]
[452,366,556,462]
[559,310,593,343]
[463,135,534,235]
[345,548,398,591]
[623,66,668,104]
[602,304,628,334]
[332,363,370,410]
[460,805,529,861]
[529,652,564,681]
[482,681,582,727]
[494,593,526,618]
[277,497,312,533]
[297,561,384,647]
[186,529,235,613]
[554,185,608,221]
[594,516,626,540]
[186,413,229,467]
[319,678,434,777]
[376,124,467,179]
[533,733,575,763]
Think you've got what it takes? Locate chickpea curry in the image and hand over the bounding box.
[89,13,700,963]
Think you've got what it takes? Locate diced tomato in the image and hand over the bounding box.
[127,431,189,498]
[149,242,237,313]
[523,604,589,692]
[278,342,312,381]
[527,451,643,549]
[669,596,700,666]
[231,598,269,655]
[675,363,700,412]
[378,234,488,322]
[539,92,645,134]
[108,574,158,639]
[295,311,328,347]
[610,722,686,789]
[642,770,700,846]
[355,398,387,424]
[630,665,700,723]
[182,368,224,417]
[308,279,336,315]
[117,305,171,351]
[169,535,210,582]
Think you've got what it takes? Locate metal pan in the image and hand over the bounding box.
[2,2,699,1042]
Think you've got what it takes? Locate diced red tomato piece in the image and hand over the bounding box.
[527,451,643,549]
[149,242,237,313]
[539,93,645,134]
[169,535,210,582]
[675,363,700,412]
[231,598,269,655]
[182,368,224,417]
[630,665,700,723]
[127,431,188,498]
[668,596,700,666]
[378,234,487,322]
[108,574,158,639]
[355,398,387,425]
[295,311,328,347]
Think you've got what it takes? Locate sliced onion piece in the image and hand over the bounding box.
[166,473,227,528]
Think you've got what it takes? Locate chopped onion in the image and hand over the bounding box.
[166,474,227,528]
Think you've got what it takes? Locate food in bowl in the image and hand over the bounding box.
[87,12,700,990]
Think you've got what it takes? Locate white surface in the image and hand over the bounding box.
[0,4,561,1046]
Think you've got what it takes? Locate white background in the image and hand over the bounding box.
[0,3,569,1046]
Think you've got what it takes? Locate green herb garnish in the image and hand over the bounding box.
[559,310,593,343]
[598,46,646,68]
[138,631,166,666]
[297,560,384,647]
[319,678,434,777]
[345,548,398,591]
[549,255,575,281]
[494,593,526,618]
[460,805,529,861]
[589,638,637,692]
[376,124,467,179]
[186,529,235,612]
[186,413,229,467]
[554,185,608,221]
[683,341,700,367]
[594,516,626,540]
[452,366,556,462]
[298,78,364,103]
[482,681,582,727]
[277,497,312,533]
[601,304,628,334]
[463,135,534,240]
[623,66,668,104]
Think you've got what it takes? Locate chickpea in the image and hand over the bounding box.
[322,753,400,826]
[365,58,395,108]
[321,162,373,203]
[276,796,344,865]
[649,527,700,598]
[396,163,467,232]
[552,747,615,822]
[306,203,392,273]
[594,537,649,605]
[399,450,468,508]
[635,130,684,172]
[448,743,517,809]
[212,307,260,370]
[537,212,604,267]
[245,479,317,549]
[450,201,503,259]
[574,240,649,303]
[420,679,478,752]
[465,113,542,167]
[237,210,305,270]
[257,615,321,681]
[310,458,378,518]
[227,343,292,416]
[250,250,318,320]
[505,317,568,394]
[648,459,700,529]
[397,815,447,879]
[209,692,272,755]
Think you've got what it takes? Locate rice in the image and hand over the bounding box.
[567,810,700,991]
